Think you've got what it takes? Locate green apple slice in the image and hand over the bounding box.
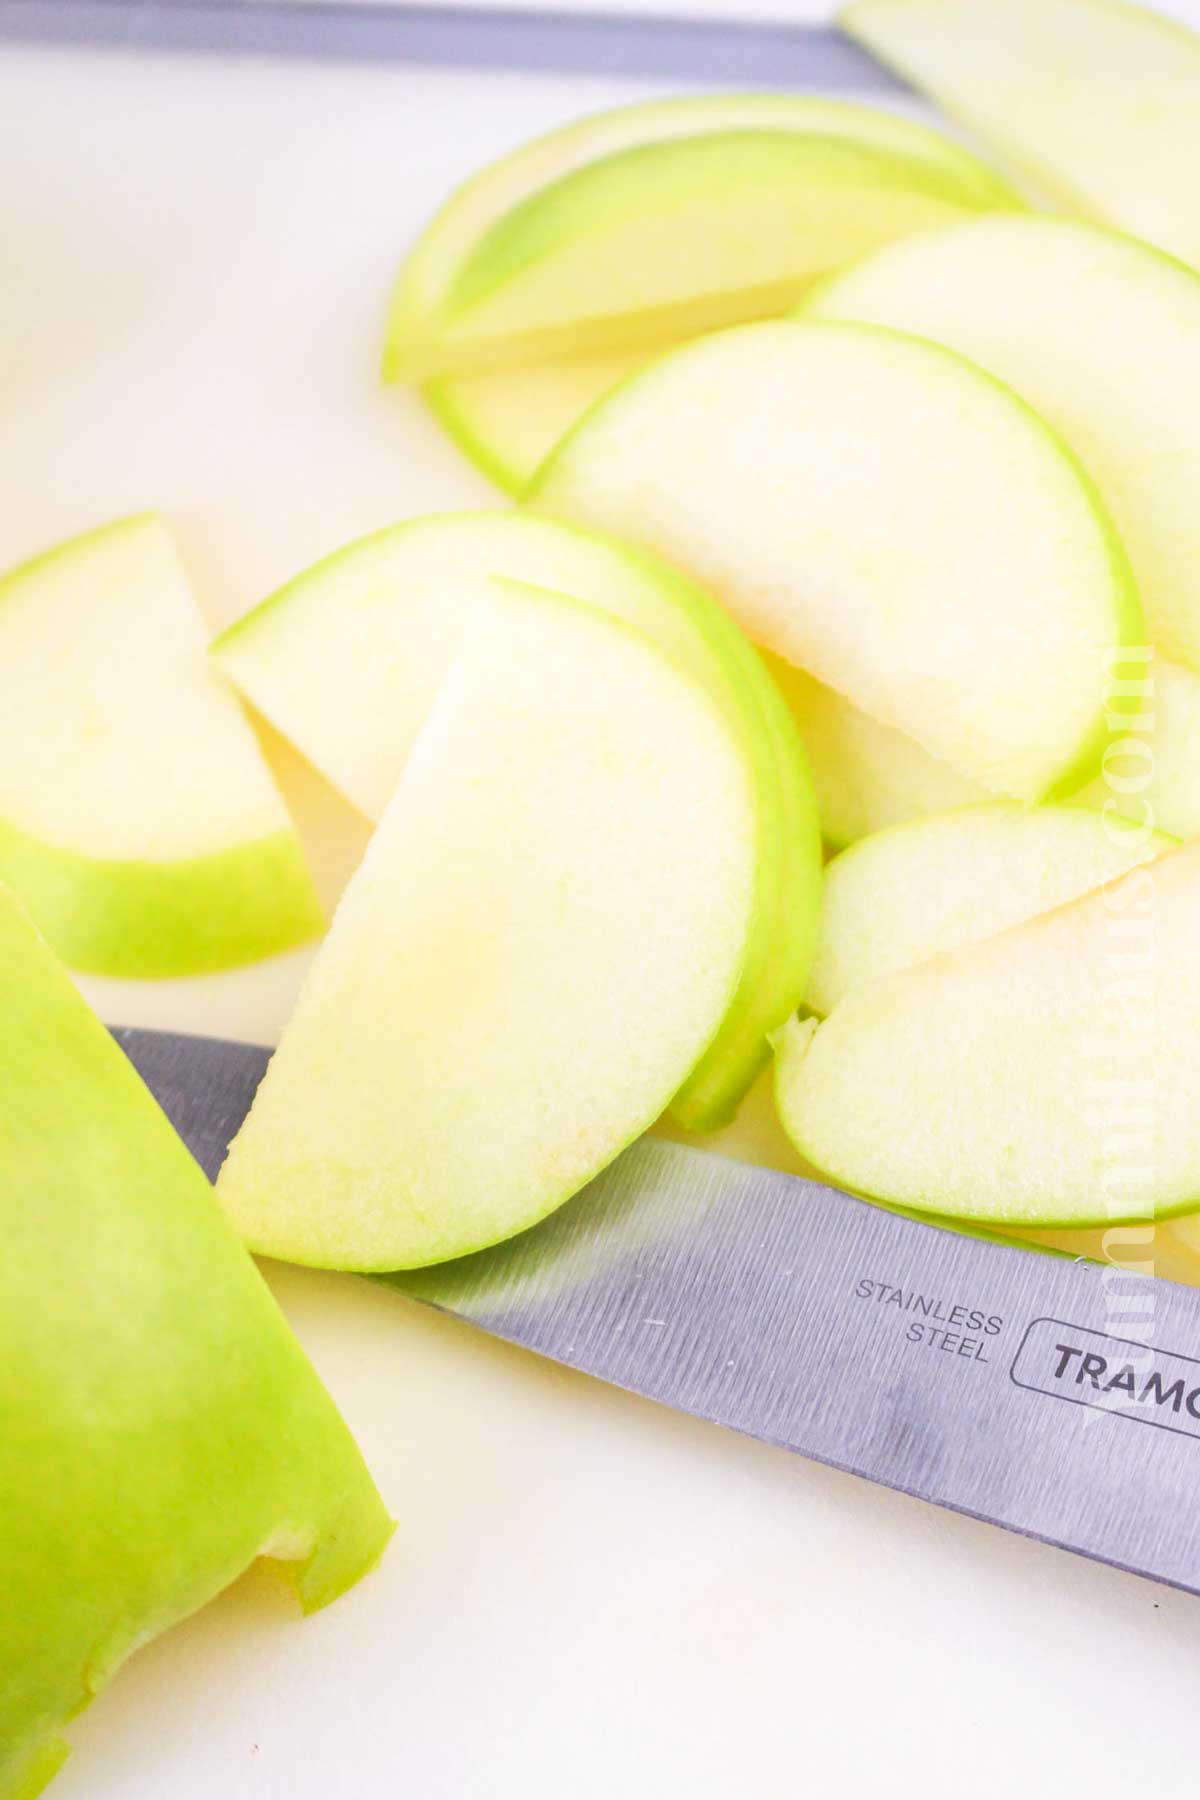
[214,511,822,1131]
[534,318,1142,803]
[0,515,322,978]
[776,837,1200,1229]
[217,579,759,1269]
[391,129,1021,382]
[807,215,1200,672]
[842,0,1200,267]
[807,801,1174,1017]
[0,882,392,1800]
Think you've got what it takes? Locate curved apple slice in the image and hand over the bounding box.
[217,581,759,1269]
[534,318,1142,802]
[214,511,821,1131]
[777,838,1200,1228]
[0,516,322,978]
[842,0,1200,267]
[808,215,1200,672]
[807,801,1174,1017]
[0,883,392,1800]
[392,130,1020,382]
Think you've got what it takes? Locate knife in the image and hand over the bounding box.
[112,1024,1200,1600]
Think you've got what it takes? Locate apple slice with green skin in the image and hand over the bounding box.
[389,92,1019,490]
[0,882,392,1800]
[776,838,1200,1229]
[0,515,323,979]
[842,0,1200,267]
[214,511,822,1131]
[534,318,1142,803]
[391,129,1022,383]
[217,578,759,1269]
[807,216,1200,673]
[807,801,1175,1017]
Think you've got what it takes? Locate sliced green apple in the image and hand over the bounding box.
[217,579,759,1269]
[391,129,1021,382]
[534,318,1142,802]
[0,515,323,978]
[776,838,1200,1228]
[214,511,822,1131]
[0,881,392,1800]
[842,0,1200,267]
[807,215,1200,672]
[807,801,1174,1017]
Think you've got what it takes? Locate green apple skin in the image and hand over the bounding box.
[841,0,1200,268]
[217,580,761,1270]
[774,840,1200,1230]
[394,129,1022,382]
[533,318,1144,806]
[0,883,393,1800]
[0,517,323,979]
[214,511,822,1132]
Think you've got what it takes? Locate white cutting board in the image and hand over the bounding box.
[5,34,1200,1800]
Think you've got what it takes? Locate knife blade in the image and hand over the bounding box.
[112,1023,1200,1597]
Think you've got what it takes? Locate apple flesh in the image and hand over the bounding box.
[0,516,322,978]
[807,801,1175,1017]
[776,839,1200,1228]
[533,318,1142,803]
[214,511,821,1132]
[0,882,392,1800]
[842,0,1200,268]
[216,579,760,1269]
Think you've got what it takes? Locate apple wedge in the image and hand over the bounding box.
[807,802,1174,1017]
[389,92,1018,489]
[842,0,1200,267]
[391,129,1021,383]
[776,838,1200,1229]
[214,512,821,1131]
[0,882,392,1800]
[534,318,1142,802]
[0,515,323,978]
[217,579,759,1269]
[807,216,1200,672]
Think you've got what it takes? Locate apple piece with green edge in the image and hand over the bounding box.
[217,578,759,1269]
[841,0,1200,268]
[533,318,1142,802]
[807,801,1175,1017]
[0,515,323,978]
[213,511,822,1131]
[806,216,1200,673]
[774,838,1200,1229]
[0,882,393,1800]
[390,129,1022,383]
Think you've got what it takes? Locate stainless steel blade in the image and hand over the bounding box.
[115,1025,1200,1596]
[0,0,900,89]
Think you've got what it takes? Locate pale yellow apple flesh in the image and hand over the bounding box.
[217,580,759,1269]
[776,839,1200,1228]
[213,510,822,1130]
[807,801,1175,1017]
[533,318,1142,803]
[0,516,322,977]
[842,0,1200,267]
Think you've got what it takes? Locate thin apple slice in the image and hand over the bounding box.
[807,801,1174,1016]
[0,882,392,1800]
[808,215,1200,671]
[842,0,1200,267]
[217,580,759,1269]
[214,512,821,1131]
[391,130,1020,382]
[0,515,322,977]
[776,839,1200,1228]
[534,318,1142,802]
